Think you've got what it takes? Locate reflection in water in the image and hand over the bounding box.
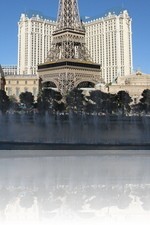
[0,150,150,225]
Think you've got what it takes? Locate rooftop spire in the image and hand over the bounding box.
[55,0,84,32]
[46,0,90,62]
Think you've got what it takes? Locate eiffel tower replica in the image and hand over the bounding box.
[38,0,101,95]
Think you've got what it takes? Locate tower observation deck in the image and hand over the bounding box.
[38,0,101,94]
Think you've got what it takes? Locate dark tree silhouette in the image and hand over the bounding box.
[0,90,10,113]
[86,90,106,114]
[66,88,85,113]
[131,102,143,115]
[9,95,20,111]
[87,90,117,115]
[19,91,34,109]
[85,102,96,114]
[115,90,132,115]
[37,89,63,113]
[53,101,66,113]
[100,93,118,114]
[140,89,150,113]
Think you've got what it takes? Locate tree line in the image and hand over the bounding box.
[0,88,150,116]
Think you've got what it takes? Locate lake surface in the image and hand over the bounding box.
[0,142,150,150]
[0,150,150,225]
[0,114,150,148]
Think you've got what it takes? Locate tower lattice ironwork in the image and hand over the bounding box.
[38,0,101,94]
[46,0,91,62]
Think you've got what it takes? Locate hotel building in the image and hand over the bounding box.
[17,10,132,84]
[2,65,17,75]
[84,10,133,83]
[17,14,56,75]
[5,74,39,101]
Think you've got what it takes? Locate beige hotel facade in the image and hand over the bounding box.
[17,10,133,84]
[5,10,149,103]
[5,75,39,101]
[84,10,132,84]
[17,14,56,75]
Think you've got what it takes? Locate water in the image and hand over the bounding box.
[0,143,150,150]
[0,114,150,147]
[0,114,150,224]
[0,150,150,225]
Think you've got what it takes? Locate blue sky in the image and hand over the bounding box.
[0,0,150,73]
